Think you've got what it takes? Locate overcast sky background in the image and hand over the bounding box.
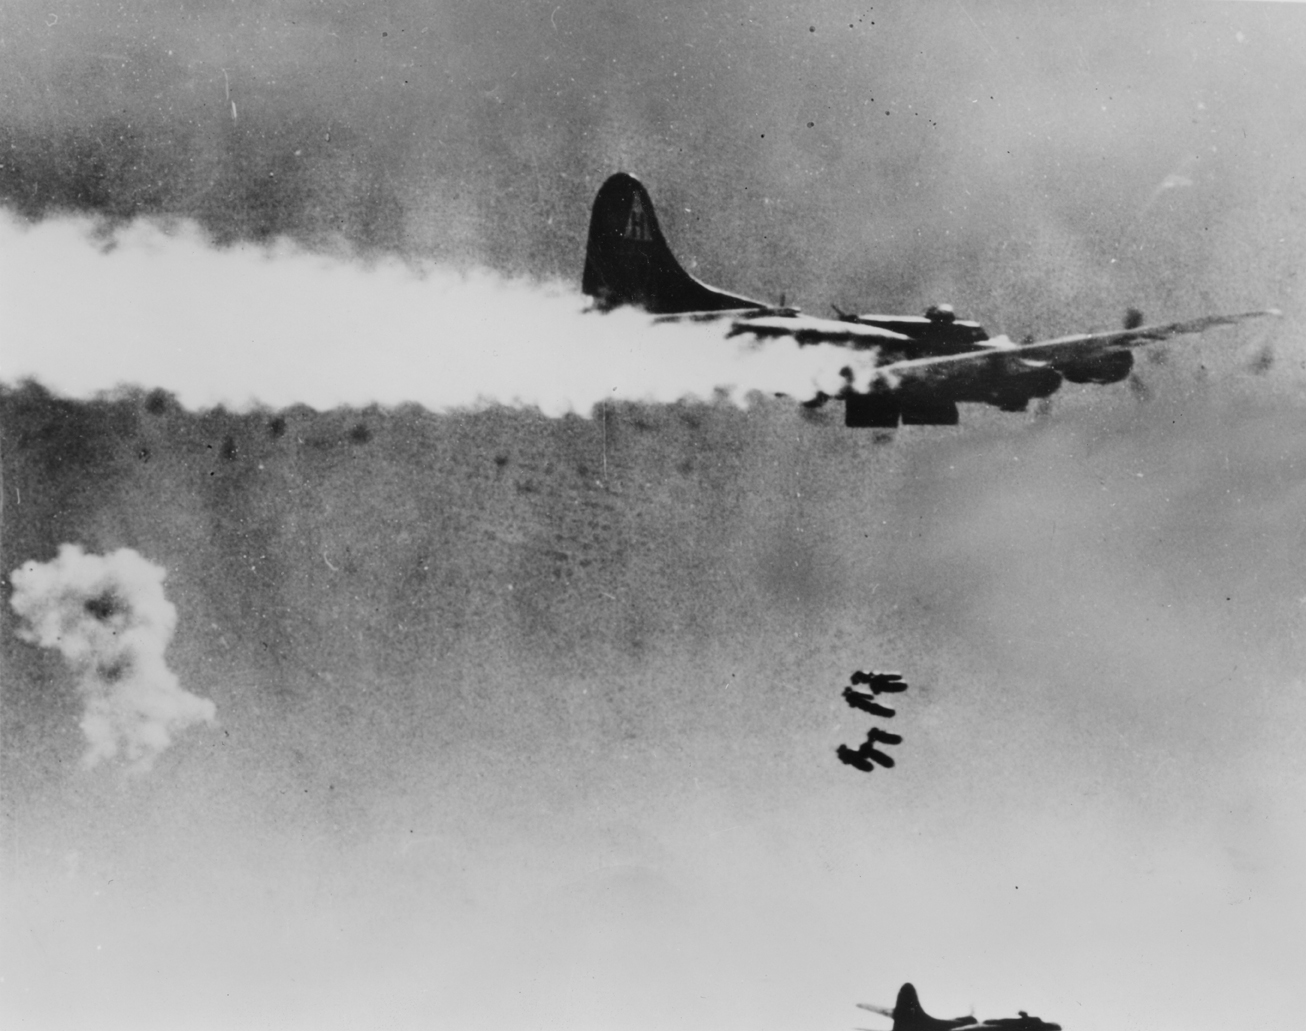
[3,3,1306,1030]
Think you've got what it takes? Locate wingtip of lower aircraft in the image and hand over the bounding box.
[1219,307,1281,320]
[1219,307,1281,322]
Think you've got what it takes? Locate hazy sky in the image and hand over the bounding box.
[3,3,1306,1031]
[4,1,1304,312]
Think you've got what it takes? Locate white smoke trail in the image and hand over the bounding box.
[0,214,884,413]
[9,544,216,772]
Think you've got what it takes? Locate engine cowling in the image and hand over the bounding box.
[1057,350,1134,385]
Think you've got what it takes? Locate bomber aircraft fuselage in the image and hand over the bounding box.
[581,172,1278,428]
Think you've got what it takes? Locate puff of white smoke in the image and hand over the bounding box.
[9,544,215,772]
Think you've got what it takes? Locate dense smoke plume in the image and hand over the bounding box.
[0,213,926,414]
[9,543,216,771]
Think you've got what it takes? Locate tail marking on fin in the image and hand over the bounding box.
[582,172,766,315]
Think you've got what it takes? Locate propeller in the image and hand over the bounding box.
[1123,308,1155,399]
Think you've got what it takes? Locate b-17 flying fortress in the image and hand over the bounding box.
[583,172,1278,429]
[858,983,1062,1031]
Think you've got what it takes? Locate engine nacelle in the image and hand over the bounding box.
[845,392,901,428]
[1058,350,1134,385]
[844,390,962,427]
[900,396,960,425]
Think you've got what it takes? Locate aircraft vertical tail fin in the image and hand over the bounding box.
[893,983,928,1031]
[891,983,976,1031]
[582,172,766,315]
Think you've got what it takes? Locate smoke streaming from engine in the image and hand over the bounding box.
[0,214,889,414]
[9,544,216,771]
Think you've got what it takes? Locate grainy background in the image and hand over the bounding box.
[3,3,1306,1029]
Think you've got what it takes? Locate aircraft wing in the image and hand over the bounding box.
[869,308,1280,384]
[1003,308,1281,366]
[653,308,916,348]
